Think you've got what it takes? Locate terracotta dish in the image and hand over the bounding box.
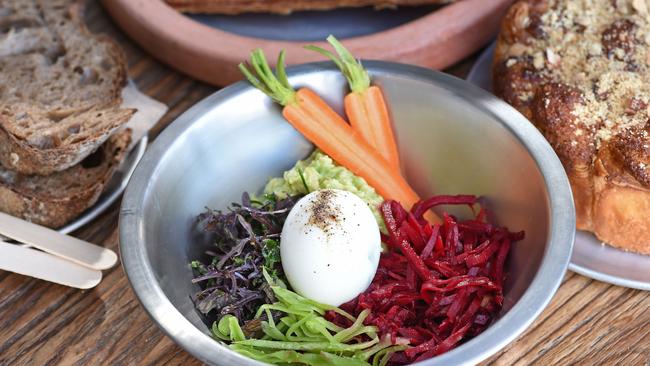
[102,0,513,86]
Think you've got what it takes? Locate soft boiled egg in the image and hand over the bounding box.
[280,189,381,306]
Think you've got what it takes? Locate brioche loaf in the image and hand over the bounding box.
[493,0,650,253]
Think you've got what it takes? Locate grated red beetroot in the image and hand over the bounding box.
[326,195,524,364]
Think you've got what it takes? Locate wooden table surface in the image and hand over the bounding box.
[1,2,649,366]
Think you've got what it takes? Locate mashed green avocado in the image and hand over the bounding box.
[264,150,385,227]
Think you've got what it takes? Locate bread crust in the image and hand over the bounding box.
[592,143,650,252]
[164,0,452,14]
[0,129,132,228]
[493,0,650,253]
[0,107,134,175]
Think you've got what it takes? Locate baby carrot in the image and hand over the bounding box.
[306,36,401,171]
[239,49,434,219]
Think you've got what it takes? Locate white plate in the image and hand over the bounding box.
[467,43,650,290]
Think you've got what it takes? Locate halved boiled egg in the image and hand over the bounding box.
[280,189,381,306]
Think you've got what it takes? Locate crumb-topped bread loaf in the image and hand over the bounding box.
[0,0,135,175]
[165,0,453,15]
[493,0,650,253]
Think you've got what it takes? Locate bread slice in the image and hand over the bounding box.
[165,0,453,15]
[492,0,650,253]
[0,0,135,175]
[0,129,132,229]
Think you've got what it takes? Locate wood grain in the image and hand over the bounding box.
[1,2,649,366]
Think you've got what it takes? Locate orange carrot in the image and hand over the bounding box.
[306,36,401,171]
[344,88,400,170]
[239,49,438,222]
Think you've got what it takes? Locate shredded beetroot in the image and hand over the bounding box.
[327,195,524,364]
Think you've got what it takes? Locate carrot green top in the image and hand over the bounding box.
[239,49,297,106]
[305,35,371,94]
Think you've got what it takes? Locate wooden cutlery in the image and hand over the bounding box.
[0,212,117,289]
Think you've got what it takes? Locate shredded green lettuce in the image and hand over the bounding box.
[212,269,406,366]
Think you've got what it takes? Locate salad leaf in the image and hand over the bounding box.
[190,193,301,331]
[261,238,281,278]
[213,269,406,366]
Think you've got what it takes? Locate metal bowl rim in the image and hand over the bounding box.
[119,61,575,366]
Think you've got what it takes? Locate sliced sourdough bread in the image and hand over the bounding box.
[0,129,132,228]
[0,0,135,175]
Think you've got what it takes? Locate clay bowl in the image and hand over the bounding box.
[102,0,513,85]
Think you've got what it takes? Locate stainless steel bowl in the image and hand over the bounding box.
[120,62,575,366]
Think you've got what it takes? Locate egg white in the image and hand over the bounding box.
[280,189,381,306]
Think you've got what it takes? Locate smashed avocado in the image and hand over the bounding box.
[264,150,385,228]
